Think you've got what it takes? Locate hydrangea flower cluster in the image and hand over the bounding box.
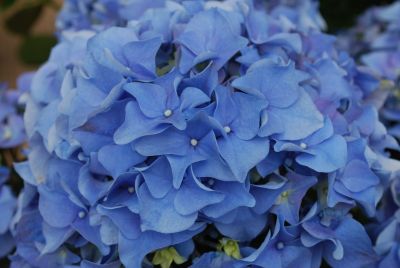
[56,0,326,33]
[56,0,155,32]
[0,76,30,258]
[340,2,400,267]
[344,1,400,139]
[6,0,400,267]
[338,1,400,72]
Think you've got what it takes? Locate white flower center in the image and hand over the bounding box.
[190,139,198,147]
[300,142,307,149]
[78,211,86,219]
[3,127,12,140]
[163,109,172,117]
[128,186,135,194]
[223,126,231,133]
[276,242,285,250]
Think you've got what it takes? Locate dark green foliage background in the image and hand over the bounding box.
[320,0,395,32]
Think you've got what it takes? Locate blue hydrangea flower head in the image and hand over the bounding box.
[12,0,400,267]
[339,2,400,141]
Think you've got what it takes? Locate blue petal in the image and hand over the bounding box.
[177,9,248,73]
[202,182,255,218]
[137,156,173,198]
[114,101,168,145]
[180,87,210,111]
[266,90,324,140]
[214,86,238,126]
[251,174,287,214]
[218,134,269,181]
[264,33,302,54]
[324,217,378,268]
[119,224,205,268]
[341,159,380,192]
[41,223,74,254]
[180,64,218,96]
[296,135,347,172]
[232,60,306,108]
[122,37,162,79]
[271,172,317,224]
[78,164,112,205]
[0,186,15,233]
[134,127,190,156]
[231,92,266,140]
[98,144,145,178]
[103,172,139,212]
[38,187,80,228]
[87,27,138,73]
[97,206,141,240]
[123,82,168,118]
[174,168,224,215]
[245,4,270,44]
[72,213,110,255]
[215,207,267,241]
[138,185,197,233]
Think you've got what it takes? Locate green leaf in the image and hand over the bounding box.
[19,35,57,65]
[5,4,43,35]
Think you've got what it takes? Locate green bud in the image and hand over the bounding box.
[217,238,242,259]
[249,168,262,184]
[275,190,291,205]
[152,247,186,268]
[156,59,176,76]
[280,190,289,198]
[380,79,394,89]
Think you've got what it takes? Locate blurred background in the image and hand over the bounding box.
[0,0,61,87]
[0,0,396,87]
